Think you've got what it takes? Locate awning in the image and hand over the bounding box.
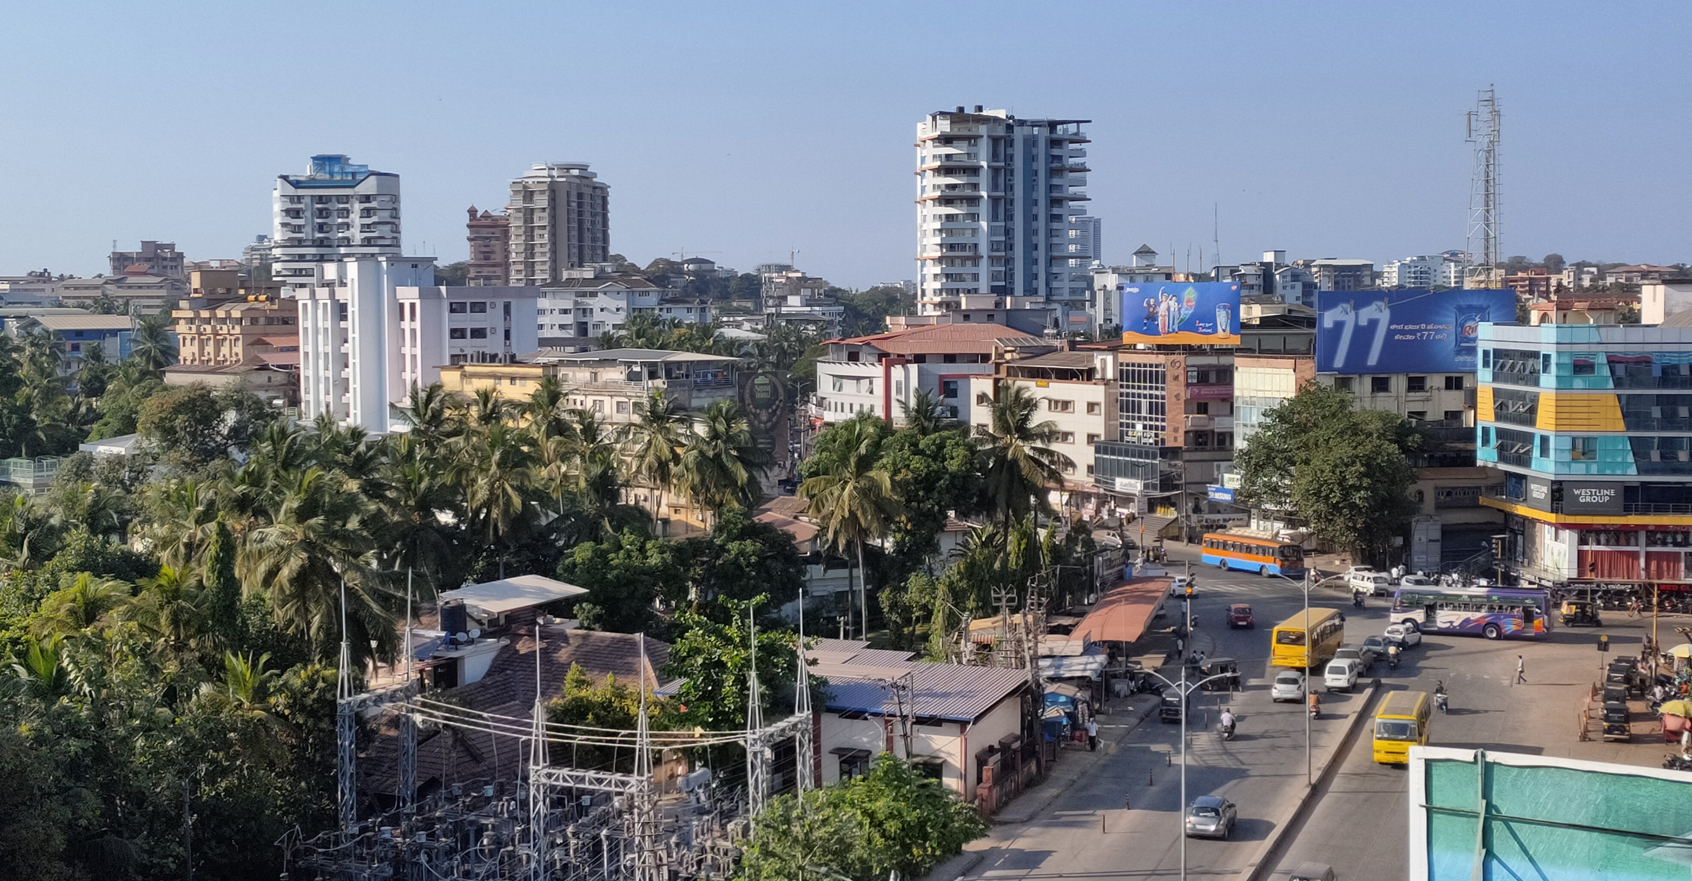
[1071,577,1170,645]
[1039,654,1109,681]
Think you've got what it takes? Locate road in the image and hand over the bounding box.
[964,557,1368,880]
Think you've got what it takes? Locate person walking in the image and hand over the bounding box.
[1086,717,1099,752]
[1514,654,1527,686]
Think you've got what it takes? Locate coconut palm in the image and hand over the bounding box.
[398,382,455,449]
[899,388,952,436]
[451,420,541,579]
[798,417,900,638]
[973,384,1066,535]
[129,310,178,371]
[141,478,223,569]
[33,572,130,639]
[677,400,768,522]
[619,390,689,523]
[374,433,460,594]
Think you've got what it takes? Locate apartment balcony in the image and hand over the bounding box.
[1184,414,1233,429]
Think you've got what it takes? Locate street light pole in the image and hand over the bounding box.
[1137,667,1235,881]
[1303,568,1313,787]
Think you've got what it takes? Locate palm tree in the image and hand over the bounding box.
[129,310,178,371]
[374,433,459,593]
[899,388,951,435]
[677,400,768,523]
[619,390,689,525]
[451,420,541,578]
[33,572,130,639]
[0,492,61,569]
[397,382,455,448]
[973,384,1066,539]
[798,417,900,638]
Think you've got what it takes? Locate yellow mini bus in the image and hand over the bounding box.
[1269,608,1345,669]
[1372,691,1431,765]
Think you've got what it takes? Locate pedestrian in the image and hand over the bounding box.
[1086,717,1099,751]
[1176,636,1185,656]
[1515,654,1527,685]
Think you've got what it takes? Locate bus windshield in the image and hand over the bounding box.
[1375,719,1418,741]
[1275,630,1307,646]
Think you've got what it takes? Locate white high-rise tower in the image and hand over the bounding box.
[915,107,1091,322]
[271,155,402,293]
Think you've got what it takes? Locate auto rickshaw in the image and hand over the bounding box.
[1602,683,1629,706]
[1159,691,1186,723]
[1560,600,1602,627]
[1607,660,1645,699]
[1198,657,1242,692]
[1601,701,1631,742]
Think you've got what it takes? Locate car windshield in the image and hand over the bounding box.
[1234,606,1250,614]
[1364,638,1385,648]
[1191,806,1220,817]
[1375,719,1417,741]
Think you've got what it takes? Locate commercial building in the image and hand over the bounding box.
[109,240,185,280]
[57,272,184,313]
[13,313,133,368]
[505,163,609,286]
[465,206,510,286]
[271,155,403,293]
[760,265,841,332]
[1503,268,1559,300]
[1088,248,1178,335]
[1476,323,1692,602]
[535,266,710,347]
[813,323,1052,427]
[1305,258,1375,292]
[0,273,62,305]
[439,348,738,429]
[968,347,1118,486]
[294,257,539,433]
[1380,254,1465,289]
[1068,216,1102,269]
[171,291,297,368]
[1233,354,1316,450]
[915,107,1091,321]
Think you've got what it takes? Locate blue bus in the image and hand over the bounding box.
[1389,585,1552,640]
[1200,532,1307,578]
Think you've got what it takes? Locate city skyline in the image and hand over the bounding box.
[2,1,1689,287]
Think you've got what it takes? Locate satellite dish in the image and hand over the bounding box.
[469,628,481,640]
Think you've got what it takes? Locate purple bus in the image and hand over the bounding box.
[1389,586,1551,640]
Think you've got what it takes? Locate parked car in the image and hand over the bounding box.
[1159,691,1188,723]
[1284,862,1338,881]
[1184,794,1238,839]
[1383,624,1422,648]
[1271,670,1307,702]
[1361,635,1389,661]
[1225,603,1255,629]
[1324,658,1362,692]
[1333,646,1372,674]
[1169,575,1194,597]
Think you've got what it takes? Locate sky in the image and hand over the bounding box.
[2,1,1688,288]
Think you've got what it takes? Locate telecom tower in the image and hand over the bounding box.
[1465,87,1502,287]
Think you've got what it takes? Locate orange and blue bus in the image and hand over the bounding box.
[1200,532,1307,578]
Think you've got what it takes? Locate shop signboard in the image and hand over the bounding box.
[1119,282,1241,345]
[1315,288,1515,375]
[1524,476,1554,512]
[1411,747,1692,880]
[1113,477,1143,494]
[1563,481,1625,515]
[1220,472,1242,489]
[1188,384,1234,400]
[1207,485,1236,503]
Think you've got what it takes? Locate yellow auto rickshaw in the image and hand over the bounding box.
[1560,600,1602,627]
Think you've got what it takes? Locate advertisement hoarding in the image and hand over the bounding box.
[1314,288,1516,375]
[1410,746,1692,880]
[1119,282,1241,345]
[1207,485,1236,503]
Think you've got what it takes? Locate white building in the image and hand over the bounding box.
[506,163,610,286]
[968,347,1117,485]
[1089,251,1176,336]
[814,322,1052,426]
[295,256,539,433]
[536,266,710,346]
[272,155,402,294]
[1381,254,1467,289]
[1305,258,1375,291]
[916,107,1091,322]
[761,265,842,332]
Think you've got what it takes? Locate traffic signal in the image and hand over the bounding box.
[1185,584,1193,597]
[1597,635,1609,654]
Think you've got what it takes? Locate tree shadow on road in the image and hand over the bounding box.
[1229,816,1278,842]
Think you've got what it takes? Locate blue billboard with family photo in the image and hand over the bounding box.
[1119,282,1241,345]
[1314,288,1516,375]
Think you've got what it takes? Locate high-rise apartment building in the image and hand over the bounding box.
[271,155,402,292]
[1069,216,1102,269]
[915,107,1091,320]
[505,163,610,286]
[110,241,185,279]
[466,207,510,286]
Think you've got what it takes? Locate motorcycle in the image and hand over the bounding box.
[1663,754,1692,772]
[1387,647,1401,670]
[1219,717,1236,741]
[1352,592,1365,609]
[1308,694,1321,720]
[1434,690,1449,714]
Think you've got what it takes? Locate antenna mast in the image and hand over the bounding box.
[1465,86,1502,287]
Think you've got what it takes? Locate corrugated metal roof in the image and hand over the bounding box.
[811,658,1029,722]
[31,314,133,331]
[829,323,1048,355]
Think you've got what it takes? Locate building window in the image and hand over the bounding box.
[976,392,991,405]
[1371,376,1391,394]
[469,328,488,339]
[1571,436,1598,461]
[1407,411,1426,421]
[449,302,468,314]
[1057,431,1076,443]
[592,400,604,412]
[1573,355,1596,376]
[1407,376,1427,392]
[1087,433,1102,445]
[1087,401,1102,415]
[616,400,629,414]
[1445,375,1466,390]
[1334,377,1354,392]
[1194,402,1210,415]
[1049,399,1075,413]
[1443,410,1462,422]
[450,328,467,339]
[1539,435,1550,458]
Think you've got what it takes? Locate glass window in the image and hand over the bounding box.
[449,328,467,340]
[1407,376,1427,392]
[469,328,488,339]
[1445,375,1466,390]
[1573,356,1596,376]
[1571,437,1598,460]
[449,302,468,314]
[1371,377,1391,394]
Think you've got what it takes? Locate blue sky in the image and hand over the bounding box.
[2,1,1687,287]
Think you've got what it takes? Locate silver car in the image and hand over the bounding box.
[1333,646,1372,674]
[1361,635,1389,662]
[1271,670,1306,702]
[1185,794,1238,839]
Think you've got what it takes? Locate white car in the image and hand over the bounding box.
[1169,575,1193,597]
[1271,670,1307,702]
[1400,574,1436,587]
[1323,658,1362,692]
[1348,571,1392,597]
[1384,624,1422,648]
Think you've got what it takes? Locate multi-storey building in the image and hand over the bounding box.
[172,286,298,368]
[1088,254,1178,336]
[814,323,1052,426]
[1476,323,1692,604]
[1305,259,1375,292]
[271,155,402,294]
[505,163,609,286]
[57,272,184,313]
[968,346,1116,488]
[915,107,1090,322]
[1233,354,1316,450]
[110,241,185,280]
[1504,268,1559,301]
[535,266,710,347]
[295,256,539,432]
[1068,216,1102,269]
[760,265,841,332]
[466,207,510,286]
[1381,254,1467,289]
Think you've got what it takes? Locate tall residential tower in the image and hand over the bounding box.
[505,163,610,286]
[915,107,1091,322]
[271,155,402,293]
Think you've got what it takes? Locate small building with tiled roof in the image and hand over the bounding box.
[813,322,1056,429]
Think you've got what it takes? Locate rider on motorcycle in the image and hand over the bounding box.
[1307,692,1321,716]
[1219,708,1236,735]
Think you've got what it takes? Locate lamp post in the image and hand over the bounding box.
[1264,567,1322,787]
[1137,666,1236,881]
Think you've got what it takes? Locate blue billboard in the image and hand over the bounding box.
[1120,282,1241,346]
[1314,288,1515,375]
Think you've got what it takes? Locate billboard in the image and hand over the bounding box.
[1411,747,1692,880]
[1119,282,1241,345]
[1314,288,1515,375]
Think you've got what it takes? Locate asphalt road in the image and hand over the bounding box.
[964,558,1370,880]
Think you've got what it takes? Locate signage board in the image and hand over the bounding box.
[1563,481,1625,515]
[1314,288,1516,375]
[1221,472,1242,489]
[1524,476,1553,512]
[1113,477,1144,494]
[1207,485,1236,503]
[1187,384,1233,400]
[1199,513,1247,525]
[1119,282,1241,345]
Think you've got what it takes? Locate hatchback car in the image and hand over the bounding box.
[1324,658,1361,692]
[1271,670,1306,702]
[1225,603,1255,629]
[1383,624,1422,648]
[1361,635,1389,661]
[1184,794,1238,839]
[1169,575,1193,597]
[1333,646,1372,674]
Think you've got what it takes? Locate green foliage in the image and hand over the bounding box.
[662,596,808,732]
[673,508,804,622]
[739,755,985,881]
[560,531,681,634]
[546,664,670,773]
[137,383,274,470]
[833,285,914,337]
[1234,383,1420,564]
[433,261,470,285]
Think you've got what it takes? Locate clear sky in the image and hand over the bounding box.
[2,1,1687,287]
